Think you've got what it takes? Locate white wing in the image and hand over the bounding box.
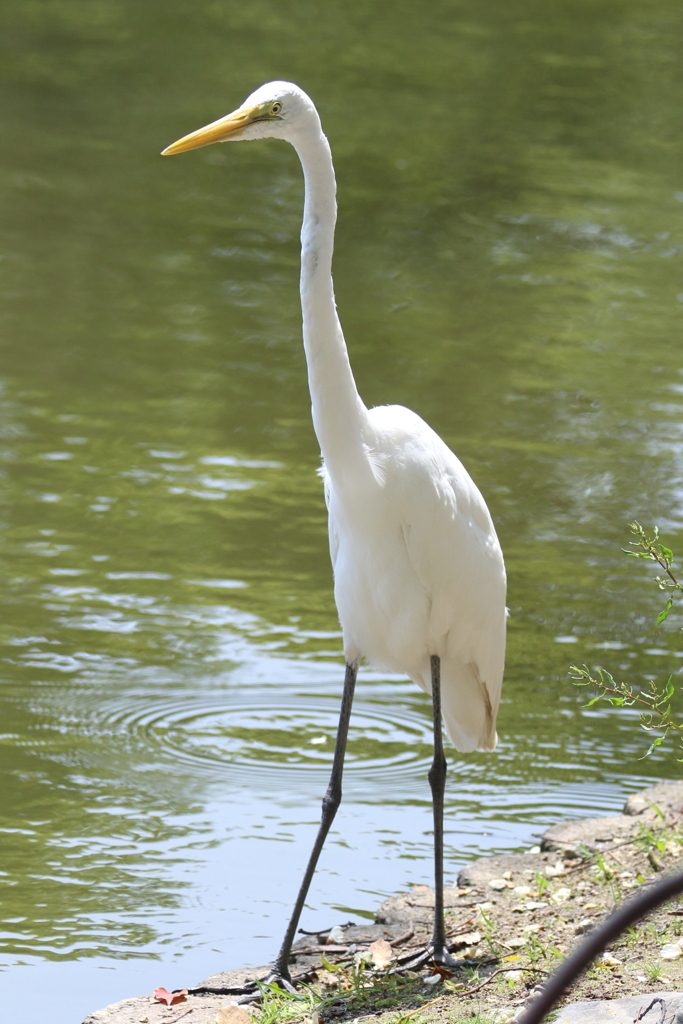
[367,405,506,752]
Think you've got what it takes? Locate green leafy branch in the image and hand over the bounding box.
[569,666,681,757]
[570,521,683,760]
[622,521,683,625]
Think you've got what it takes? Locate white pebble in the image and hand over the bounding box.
[551,888,572,904]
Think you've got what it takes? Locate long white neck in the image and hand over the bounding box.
[292,128,369,480]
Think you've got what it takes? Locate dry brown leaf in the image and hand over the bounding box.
[154,987,187,1006]
[450,930,481,949]
[367,938,393,968]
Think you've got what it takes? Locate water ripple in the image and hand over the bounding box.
[97,696,434,784]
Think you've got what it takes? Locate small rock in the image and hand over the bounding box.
[601,954,622,967]
[551,887,572,904]
[506,938,526,949]
[623,780,683,815]
[216,1007,253,1024]
[661,943,682,960]
[367,939,393,968]
[556,992,683,1024]
[327,925,345,944]
[525,901,548,910]
[575,919,595,935]
[489,878,510,891]
[541,814,635,854]
[545,861,567,878]
[513,885,534,897]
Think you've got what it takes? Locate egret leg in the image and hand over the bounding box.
[270,660,358,985]
[428,654,458,968]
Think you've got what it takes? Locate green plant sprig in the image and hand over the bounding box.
[570,521,683,760]
[569,665,682,758]
[623,521,683,625]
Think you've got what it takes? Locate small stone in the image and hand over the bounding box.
[506,971,523,983]
[601,953,622,967]
[367,939,393,968]
[489,878,509,891]
[423,974,442,986]
[525,901,548,911]
[551,887,571,904]
[545,861,567,878]
[575,919,595,935]
[513,885,534,898]
[327,925,345,944]
[216,1007,253,1024]
[523,924,541,934]
[506,938,526,949]
[660,943,682,960]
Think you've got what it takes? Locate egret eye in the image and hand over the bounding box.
[271,102,282,115]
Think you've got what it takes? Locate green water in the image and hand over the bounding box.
[1,0,683,1020]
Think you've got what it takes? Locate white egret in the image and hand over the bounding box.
[162,82,506,984]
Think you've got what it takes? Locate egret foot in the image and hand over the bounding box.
[428,944,460,971]
[256,968,298,995]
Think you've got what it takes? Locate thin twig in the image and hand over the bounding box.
[459,966,549,997]
[392,994,446,1022]
[445,915,477,936]
[633,997,667,1024]
[390,922,415,947]
[162,1010,193,1024]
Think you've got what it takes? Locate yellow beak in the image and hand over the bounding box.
[161,104,259,156]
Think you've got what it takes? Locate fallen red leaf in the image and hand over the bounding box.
[154,987,188,1006]
[430,963,453,980]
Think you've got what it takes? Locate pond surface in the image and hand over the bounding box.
[2,0,683,1021]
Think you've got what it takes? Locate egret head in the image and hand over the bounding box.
[161,81,317,156]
